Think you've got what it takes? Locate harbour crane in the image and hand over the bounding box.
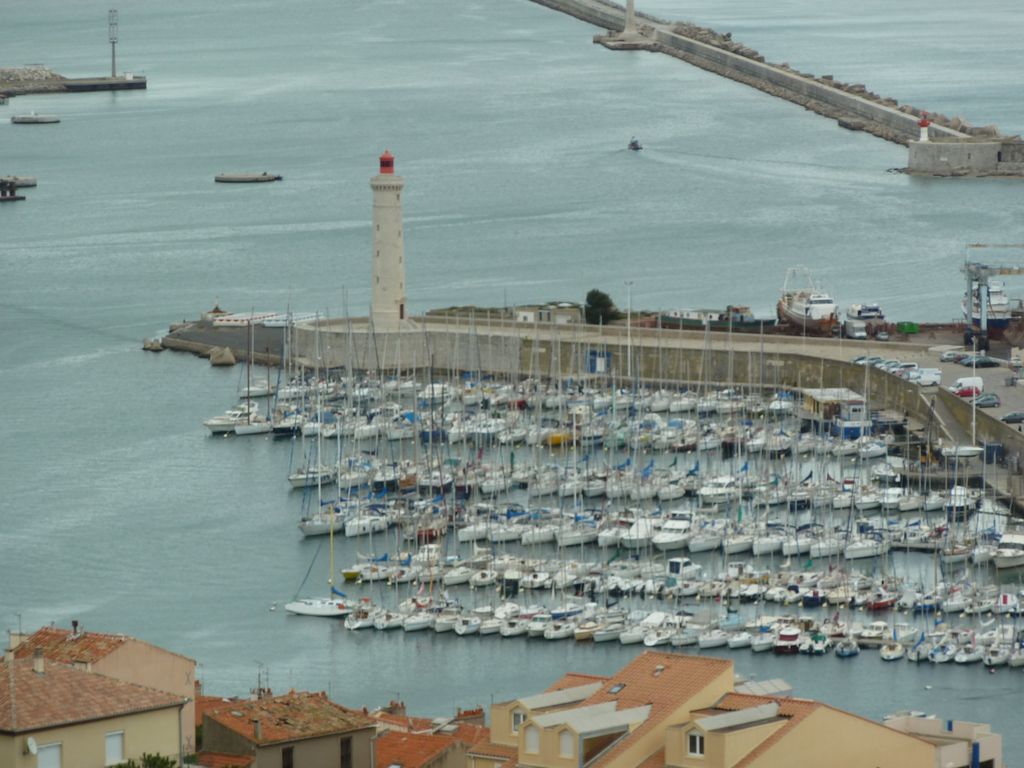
[962,244,1024,350]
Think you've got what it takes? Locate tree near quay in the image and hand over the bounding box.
[584,288,623,325]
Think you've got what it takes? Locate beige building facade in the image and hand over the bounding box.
[472,652,1002,768]
[0,656,186,768]
[11,624,197,754]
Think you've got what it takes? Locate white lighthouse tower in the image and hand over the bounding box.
[623,0,637,35]
[370,150,406,332]
[918,111,931,142]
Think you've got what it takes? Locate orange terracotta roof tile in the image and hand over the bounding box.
[372,711,491,746]
[544,672,609,692]
[375,730,457,768]
[0,658,186,733]
[636,747,665,768]
[467,742,518,760]
[205,691,375,746]
[197,694,243,728]
[583,652,733,768]
[447,721,491,745]
[196,751,254,768]
[13,626,195,666]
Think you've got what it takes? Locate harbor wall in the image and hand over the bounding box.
[938,388,1024,488]
[907,139,1024,176]
[529,0,969,146]
[530,0,1024,175]
[293,320,938,432]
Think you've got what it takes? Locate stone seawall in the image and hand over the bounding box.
[529,0,971,146]
[528,0,1024,176]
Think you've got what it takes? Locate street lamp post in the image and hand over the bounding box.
[625,281,634,382]
[971,336,977,445]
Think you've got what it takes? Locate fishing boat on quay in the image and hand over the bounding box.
[964,279,1012,338]
[777,267,840,335]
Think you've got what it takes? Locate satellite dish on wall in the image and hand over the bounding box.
[25,736,38,755]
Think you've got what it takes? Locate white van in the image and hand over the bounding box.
[913,368,942,387]
[949,376,984,396]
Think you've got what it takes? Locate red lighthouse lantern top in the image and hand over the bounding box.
[379,150,395,175]
[918,111,930,128]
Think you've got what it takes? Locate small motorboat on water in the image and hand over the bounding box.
[215,172,283,183]
[628,137,642,151]
[11,112,60,124]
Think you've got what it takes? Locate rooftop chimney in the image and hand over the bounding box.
[71,620,81,638]
[252,718,262,742]
[32,649,44,675]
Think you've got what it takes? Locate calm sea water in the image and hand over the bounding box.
[3,0,1024,757]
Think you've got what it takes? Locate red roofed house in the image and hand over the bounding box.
[470,651,1002,768]
[0,651,188,768]
[375,730,462,768]
[11,622,197,754]
[370,704,492,768]
[199,690,376,768]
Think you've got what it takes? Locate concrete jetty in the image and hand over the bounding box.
[528,0,1024,177]
[0,67,145,98]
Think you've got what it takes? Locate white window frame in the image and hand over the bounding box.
[558,729,574,758]
[105,730,125,765]
[687,730,705,757]
[524,725,540,754]
[512,708,526,734]
[38,742,63,768]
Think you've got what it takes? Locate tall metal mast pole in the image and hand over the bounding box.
[109,10,119,78]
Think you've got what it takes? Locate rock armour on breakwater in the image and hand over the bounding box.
[0,67,66,96]
[530,0,1024,176]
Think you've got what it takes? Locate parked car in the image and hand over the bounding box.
[853,356,883,366]
[874,359,901,371]
[960,355,1001,368]
[875,331,890,341]
[939,350,965,362]
[974,356,1002,368]
[972,393,1001,408]
[1000,411,1024,424]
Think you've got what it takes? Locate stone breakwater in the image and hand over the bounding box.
[530,0,1024,176]
[0,67,66,96]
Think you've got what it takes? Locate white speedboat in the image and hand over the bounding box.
[543,621,576,641]
[994,531,1024,570]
